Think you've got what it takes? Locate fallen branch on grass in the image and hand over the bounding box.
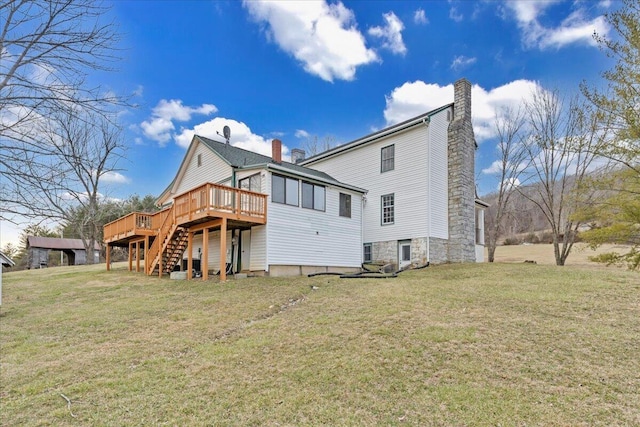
[58,392,77,418]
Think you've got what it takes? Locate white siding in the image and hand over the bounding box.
[308,123,443,244]
[266,172,362,267]
[428,109,450,238]
[186,231,232,271]
[174,143,232,196]
[250,225,267,271]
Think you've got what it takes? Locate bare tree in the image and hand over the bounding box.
[0,0,122,133]
[519,88,611,265]
[485,106,529,262]
[2,106,125,263]
[301,135,337,157]
[0,0,126,224]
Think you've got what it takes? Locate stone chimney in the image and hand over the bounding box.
[447,78,476,262]
[291,148,306,164]
[272,139,282,163]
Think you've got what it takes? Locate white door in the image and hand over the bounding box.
[398,240,411,269]
[241,229,251,271]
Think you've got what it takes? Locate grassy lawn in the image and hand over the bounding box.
[1,260,639,426]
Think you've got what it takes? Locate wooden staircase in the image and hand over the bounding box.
[145,205,188,276]
[160,227,188,274]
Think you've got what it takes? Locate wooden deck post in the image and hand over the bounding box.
[187,231,193,280]
[202,228,209,280]
[135,241,141,272]
[128,242,133,271]
[220,218,227,282]
[144,236,149,274]
[106,243,111,271]
[158,242,163,278]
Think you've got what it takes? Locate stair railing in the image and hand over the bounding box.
[146,205,175,275]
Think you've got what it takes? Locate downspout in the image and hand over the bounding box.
[361,191,367,263]
[422,117,431,263]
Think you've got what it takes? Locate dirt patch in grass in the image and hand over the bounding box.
[1,263,639,425]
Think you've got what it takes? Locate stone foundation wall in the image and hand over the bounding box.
[428,237,449,264]
[371,240,398,269]
[368,236,451,267]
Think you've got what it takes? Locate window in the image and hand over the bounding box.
[272,174,299,206]
[381,193,394,225]
[339,193,351,218]
[239,173,261,192]
[301,181,325,211]
[197,153,202,167]
[381,144,394,172]
[363,243,372,263]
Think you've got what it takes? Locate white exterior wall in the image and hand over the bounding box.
[428,109,450,238]
[235,168,268,271]
[249,225,267,271]
[265,172,362,268]
[307,112,451,245]
[186,231,232,271]
[174,143,232,196]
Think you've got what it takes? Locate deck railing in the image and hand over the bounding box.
[104,212,156,243]
[104,183,267,245]
[173,182,267,224]
[146,204,176,275]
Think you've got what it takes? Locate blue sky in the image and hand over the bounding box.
[0,0,619,246]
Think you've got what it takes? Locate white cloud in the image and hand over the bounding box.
[482,160,503,175]
[538,12,608,49]
[414,8,428,25]
[383,79,543,142]
[100,171,130,184]
[140,99,217,145]
[502,1,609,49]
[449,6,463,22]
[503,177,521,190]
[368,12,407,55]
[598,0,612,9]
[451,55,477,71]
[295,129,310,139]
[243,0,378,82]
[174,117,289,160]
[133,85,144,97]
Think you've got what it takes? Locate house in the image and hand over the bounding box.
[26,236,100,269]
[301,79,487,266]
[104,137,366,280]
[103,78,486,279]
[1,251,16,306]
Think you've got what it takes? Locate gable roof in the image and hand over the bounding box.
[27,236,101,251]
[0,251,15,267]
[157,136,366,204]
[301,104,454,165]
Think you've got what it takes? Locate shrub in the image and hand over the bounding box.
[540,232,554,244]
[524,233,540,244]
[503,237,521,246]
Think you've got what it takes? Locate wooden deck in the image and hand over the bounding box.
[104,182,267,245]
[103,183,267,281]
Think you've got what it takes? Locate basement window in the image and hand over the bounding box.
[363,243,372,263]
